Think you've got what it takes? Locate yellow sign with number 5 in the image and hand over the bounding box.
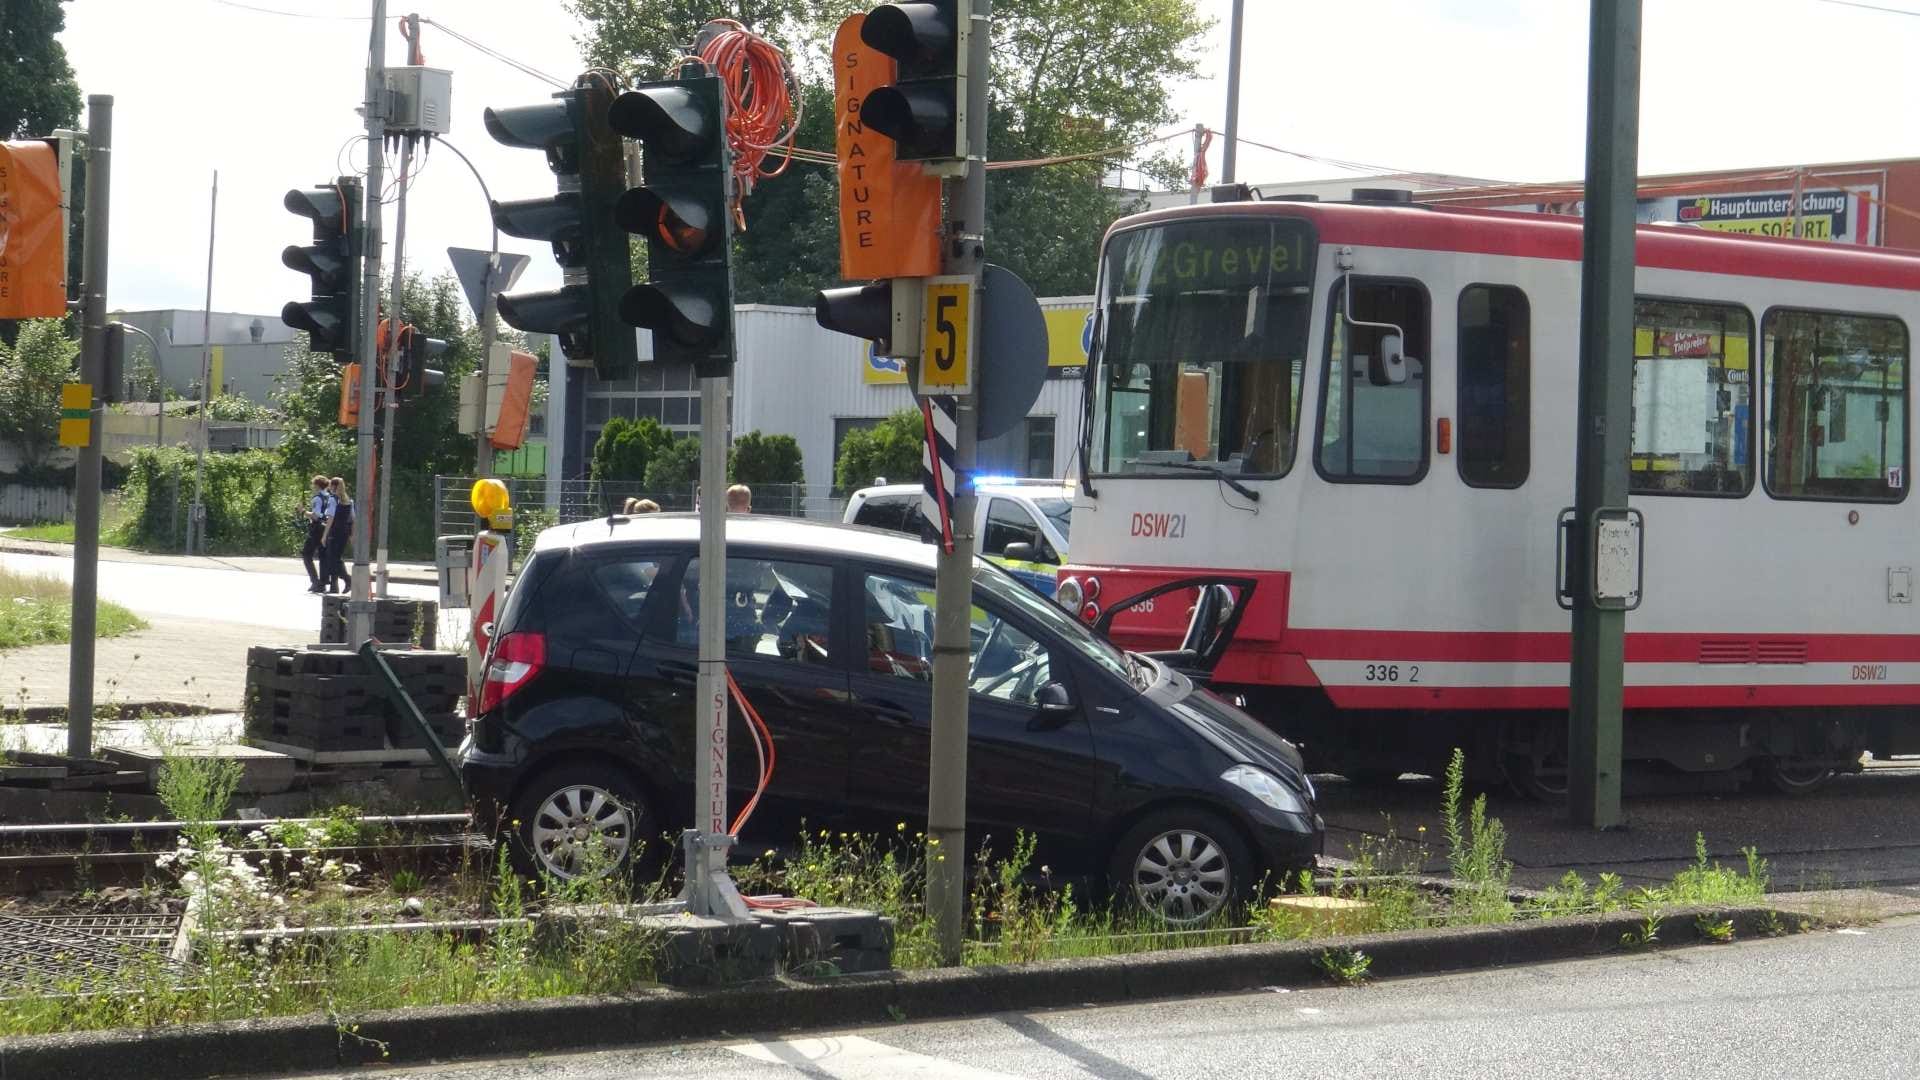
[920,276,974,394]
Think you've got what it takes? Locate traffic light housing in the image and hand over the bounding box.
[281,178,363,359]
[859,0,970,165]
[815,277,922,359]
[609,71,736,378]
[395,325,448,400]
[486,80,637,378]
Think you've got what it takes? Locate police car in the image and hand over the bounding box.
[842,479,1072,597]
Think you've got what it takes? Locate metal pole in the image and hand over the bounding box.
[116,323,164,447]
[376,132,413,598]
[474,259,498,478]
[1189,123,1204,206]
[927,0,991,969]
[1222,0,1243,184]
[350,0,389,645]
[1568,0,1641,830]
[66,94,112,760]
[188,170,217,555]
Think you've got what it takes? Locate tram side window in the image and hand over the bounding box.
[1317,279,1430,482]
[1764,309,1908,502]
[1458,285,1531,488]
[1629,299,1754,496]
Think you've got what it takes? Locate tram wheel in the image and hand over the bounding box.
[1505,749,1569,802]
[1754,757,1835,796]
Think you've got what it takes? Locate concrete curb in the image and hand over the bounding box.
[0,904,1790,1080]
[0,540,437,587]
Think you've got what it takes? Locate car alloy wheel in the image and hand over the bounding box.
[528,782,635,881]
[1131,827,1232,924]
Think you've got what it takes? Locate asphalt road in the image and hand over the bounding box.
[0,551,435,632]
[1314,763,1920,892]
[294,916,1920,1079]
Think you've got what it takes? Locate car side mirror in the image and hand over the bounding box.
[1003,542,1037,563]
[1029,681,1075,730]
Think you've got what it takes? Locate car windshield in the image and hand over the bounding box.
[972,559,1135,685]
[1032,495,1072,542]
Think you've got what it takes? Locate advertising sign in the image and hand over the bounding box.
[0,141,67,318]
[832,15,941,280]
[1533,185,1881,245]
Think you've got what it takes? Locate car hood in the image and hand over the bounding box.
[1158,672,1310,789]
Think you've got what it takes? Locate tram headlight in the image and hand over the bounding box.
[1056,577,1084,611]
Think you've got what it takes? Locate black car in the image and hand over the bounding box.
[459,514,1321,923]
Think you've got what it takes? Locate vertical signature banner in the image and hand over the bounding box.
[833,14,942,281]
[0,141,67,318]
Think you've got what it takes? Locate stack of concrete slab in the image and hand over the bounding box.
[320,595,439,649]
[243,646,466,757]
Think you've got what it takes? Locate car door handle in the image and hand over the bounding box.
[862,700,918,725]
[659,660,697,686]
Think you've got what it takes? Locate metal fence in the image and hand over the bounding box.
[432,476,851,540]
[0,484,75,526]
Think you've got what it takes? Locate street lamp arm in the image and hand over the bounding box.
[428,137,500,259]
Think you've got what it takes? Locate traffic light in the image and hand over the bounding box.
[395,325,448,400]
[815,278,922,360]
[608,71,736,377]
[485,80,636,378]
[281,178,363,359]
[859,0,971,164]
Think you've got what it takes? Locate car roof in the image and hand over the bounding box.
[853,482,1072,500]
[533,512,946,572]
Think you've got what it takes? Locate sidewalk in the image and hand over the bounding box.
[0,535,437,586]
[0,619,304,712]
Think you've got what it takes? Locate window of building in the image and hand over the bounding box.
[1317,278,1430,482]
[663,397,690,426]
[1764,308,1908,501]
[1457,285,1530,488]
[1025,417,1056,478]
[1630,299,1753,496]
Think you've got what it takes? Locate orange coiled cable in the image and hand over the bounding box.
[697,19,801,230]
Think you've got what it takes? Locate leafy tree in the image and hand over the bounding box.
[834,408,923,490]
[567,0,1207,302]
[0,318,78,470]
[731,430,804,487]
[643,435,703,495]
[208,393,274,423]
[1,0,82,140]
[590,415,673,482]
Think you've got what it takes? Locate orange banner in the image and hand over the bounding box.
[833,14,941,281]
[0,141,67,319]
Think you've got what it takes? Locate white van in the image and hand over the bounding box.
[842,480,1073,596]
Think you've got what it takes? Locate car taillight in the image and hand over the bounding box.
[478,631,546,714]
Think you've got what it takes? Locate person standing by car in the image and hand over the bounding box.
[322,477,354,594]
[302,475,334,594]
[726,484,752,513]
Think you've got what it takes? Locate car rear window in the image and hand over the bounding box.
[493,548,560,636]
[853,495,912,532]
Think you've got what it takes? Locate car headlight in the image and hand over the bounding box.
[1221,764,1310,815]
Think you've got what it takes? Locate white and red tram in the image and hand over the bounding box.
[1058,190,1920,794]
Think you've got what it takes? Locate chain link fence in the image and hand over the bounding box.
[432,476,853,545]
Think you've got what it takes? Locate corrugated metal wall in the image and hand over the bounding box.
[0,485,74,526]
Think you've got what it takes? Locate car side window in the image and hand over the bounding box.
[675,557,835,664]
[588,557,670,634]
[982,499,1043,558]
[860,571,1054,705]
[853,495,908,532]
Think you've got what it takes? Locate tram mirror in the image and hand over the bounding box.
[1368,333,1411,386]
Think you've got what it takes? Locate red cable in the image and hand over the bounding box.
[696,20,800,229]
[726,668,775,835]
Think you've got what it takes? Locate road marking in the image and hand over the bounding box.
[728,1035,1024,1078]
[1296,1007,1323,1015]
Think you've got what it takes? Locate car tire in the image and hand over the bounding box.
[1108,807,1255,925]
[507,762,654,883]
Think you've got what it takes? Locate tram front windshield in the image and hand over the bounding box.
[1095,216,1316,477]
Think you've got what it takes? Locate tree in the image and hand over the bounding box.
[1,0,82,140]
[731,430,804,487]
[644,435,703,496]
[834,409,923,490]
[567,0,1208,302]
[0,318,78,472]
[590,415,673,482]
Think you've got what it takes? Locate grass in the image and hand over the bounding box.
[0,567,146,650]
[6,521,75,543]
[0,746,1789,1039]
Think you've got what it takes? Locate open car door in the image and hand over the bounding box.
[1092,576,1257,685]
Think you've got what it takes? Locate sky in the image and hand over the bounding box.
[54,0,1920,318]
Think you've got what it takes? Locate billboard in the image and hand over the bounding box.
[1530,185,1881,245]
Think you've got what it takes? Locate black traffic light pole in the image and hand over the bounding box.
[66,94,112,761]
[926,0,989,967]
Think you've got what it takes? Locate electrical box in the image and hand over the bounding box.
[436,535,473,609]
[386,66,453,135]
[456,372,485,435]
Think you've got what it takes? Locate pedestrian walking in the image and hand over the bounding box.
[302,475,333,594]
[324,477,354,593]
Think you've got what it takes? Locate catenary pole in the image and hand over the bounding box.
[350,0,389,644]
[376,133,414,598]
[1568,0,1641,829]
[66,94,112,761]
[927,0,991,969]
[1222,0,1244,184]
[188,171,217,554]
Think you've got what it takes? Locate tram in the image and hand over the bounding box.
[1057,190,1920,794]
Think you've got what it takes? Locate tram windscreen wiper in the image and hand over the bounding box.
[1141,459,1261,503]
